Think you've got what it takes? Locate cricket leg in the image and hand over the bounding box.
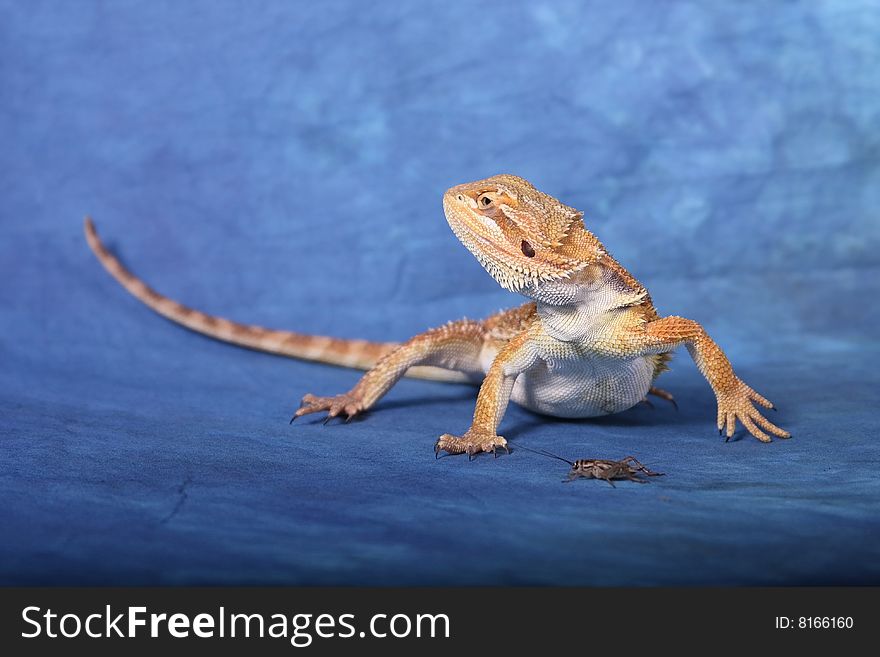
[293,319,486,423]
[619,456,664,477]
[434,328,539,459]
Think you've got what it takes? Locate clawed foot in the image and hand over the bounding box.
[639,387,678,411]
[290,392,365,424]
[648,386,678,410]
[434,431,509,460]
[717,381,790,443]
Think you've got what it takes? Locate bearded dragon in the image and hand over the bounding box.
[84,174,789,458]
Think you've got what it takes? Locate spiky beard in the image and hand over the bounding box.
[448,219,588,294]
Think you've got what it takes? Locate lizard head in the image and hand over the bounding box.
[443,174,602,294]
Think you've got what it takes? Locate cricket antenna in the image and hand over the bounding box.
[515,444,574,466]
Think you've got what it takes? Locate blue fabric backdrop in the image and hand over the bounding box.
[1,0,878,585]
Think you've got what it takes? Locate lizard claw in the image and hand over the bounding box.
[435,431,509,459]
[716,380,790,443]
[292,392,365,425]
[648,386,678,411]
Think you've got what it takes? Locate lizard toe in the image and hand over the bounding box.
[291,392,365,425]
[435,432,508,459]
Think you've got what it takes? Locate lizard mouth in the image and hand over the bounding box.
[442,187,593,294]
[444,201,518,258]
[443,192,543,291]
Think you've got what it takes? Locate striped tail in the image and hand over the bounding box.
[84,218,468,382]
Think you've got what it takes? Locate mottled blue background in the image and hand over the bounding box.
[1,0,878,585]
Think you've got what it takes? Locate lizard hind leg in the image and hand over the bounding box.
[647,386,678,410]
[292,318,488,425]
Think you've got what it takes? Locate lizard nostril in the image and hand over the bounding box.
[457,195,464,202]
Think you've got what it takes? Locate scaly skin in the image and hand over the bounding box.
[85,174,789,459]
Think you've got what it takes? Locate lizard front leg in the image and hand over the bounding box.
[435,328,538,459]
[631,316,789,442]
[292,319,486,423]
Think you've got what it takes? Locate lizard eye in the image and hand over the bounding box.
[521,240,536,258]
[478,194,494,207]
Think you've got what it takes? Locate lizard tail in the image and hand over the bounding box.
[83,218,469,382]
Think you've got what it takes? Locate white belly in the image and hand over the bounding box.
[509,354,654,418]
[478,270,660,419]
